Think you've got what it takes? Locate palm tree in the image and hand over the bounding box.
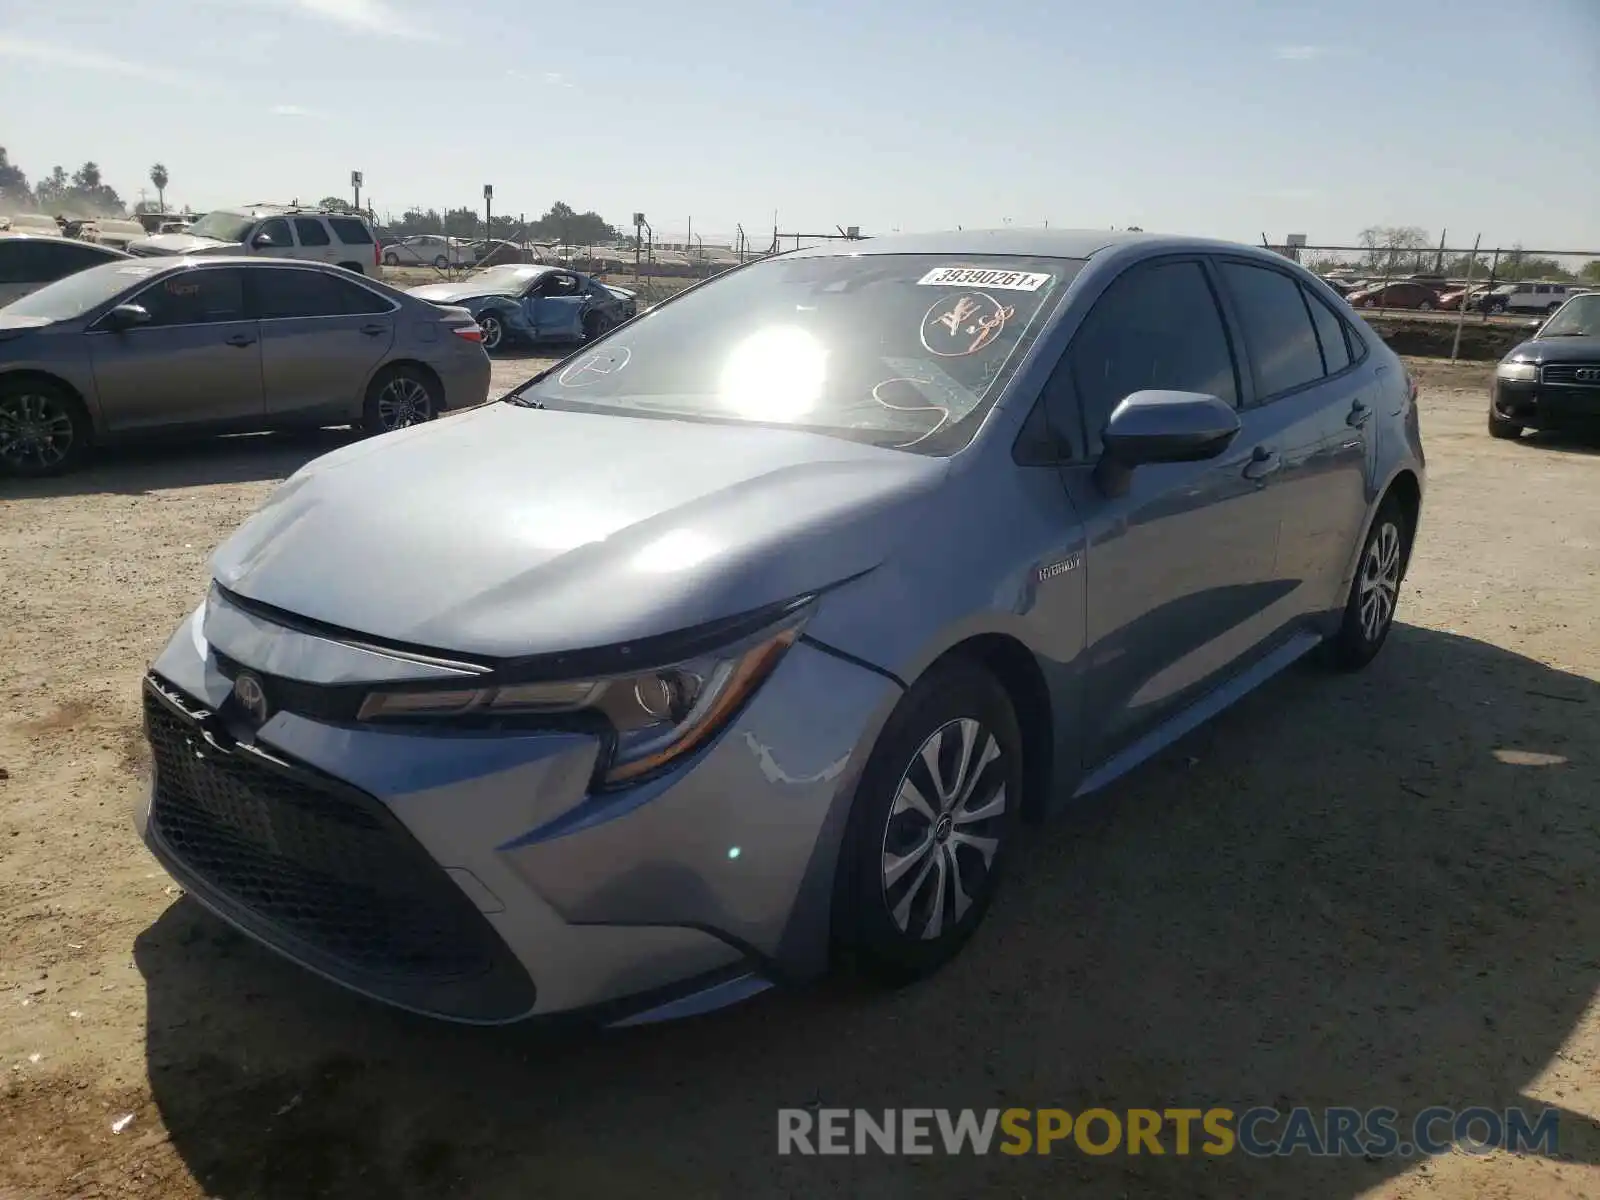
[149,163,169,211]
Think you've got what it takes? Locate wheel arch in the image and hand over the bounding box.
[0,368,99,438]
[365,358,446,412]
[924,635,1056,825]
[1340,467,1424,596]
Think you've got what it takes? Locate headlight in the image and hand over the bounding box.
[1496,360,1538,382]
[357,612,808,786]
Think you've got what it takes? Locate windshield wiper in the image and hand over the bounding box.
[504,366,554,407]
[1540,331,1593,337]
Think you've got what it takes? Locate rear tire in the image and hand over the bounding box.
[1487,408,1524,440]
[832,658,1023,984]
[582,310,612,342]
[477,312,507,353]
[1328,496,1411,671]
[0,379,90,477]
[383,251,400,266]
[1418,300,1433,311]
[362,365,442,435]
[432,254,449,269]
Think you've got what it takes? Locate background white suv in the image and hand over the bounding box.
[123,205,382,276]
[1481,281,1585,315]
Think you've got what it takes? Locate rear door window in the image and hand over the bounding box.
[252,268,394,318]
[1217,261,1325,399]
[293,218,331,247]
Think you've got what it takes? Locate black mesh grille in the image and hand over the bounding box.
[143,679,535,1020]
[1542,363,1600,387]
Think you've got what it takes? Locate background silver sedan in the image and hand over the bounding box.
[0,257,492,476]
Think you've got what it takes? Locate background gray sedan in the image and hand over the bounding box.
[0,257,491,476]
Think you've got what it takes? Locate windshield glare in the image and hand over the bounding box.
[516,253,1081,454]
[184,212,255,242]
[1541,294,1600,337]
[1,260,154,320]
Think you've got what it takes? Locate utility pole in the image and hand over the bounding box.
[483,184,493,241]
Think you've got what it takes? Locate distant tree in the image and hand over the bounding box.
[63,161,124,215]
[149,163,169,211]
[1581,260,1600,285]
[527,201,620,245]
[34,166,69,208]
[1357,225,1432,273]
[442,206,480,238]
[1491,249,1575,283]
[133,199,164,214]
[317,195,353,213]
[0,147,30,206]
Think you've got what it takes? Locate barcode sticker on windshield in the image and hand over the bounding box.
[917,267,1051,292]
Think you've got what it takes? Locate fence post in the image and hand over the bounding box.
[1450,233,1481,362]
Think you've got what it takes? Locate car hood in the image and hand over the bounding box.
[0,314,56,339]
[604,285,636,301]
[406,281,516,303]
[1506,335,1600,363]
[211,402,946,658]
[127,233,233,255]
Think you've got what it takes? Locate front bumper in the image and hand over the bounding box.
[136,604,897,1023]
[1492,376,1600,428]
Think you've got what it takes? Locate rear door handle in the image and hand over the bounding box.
[1347,399,1372,427]
[359,324,387,337]
[1243,445,1281,481]
[224,334,255,348]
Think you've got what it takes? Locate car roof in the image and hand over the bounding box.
[781,228,1272,262]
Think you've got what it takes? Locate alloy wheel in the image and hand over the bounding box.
[0,392,75,473]
[375,377,433,431]
[479,315,503,350]
[880,717,1008,940]
[1358,520,1402,642]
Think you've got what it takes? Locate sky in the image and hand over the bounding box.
[0,0,1597,251]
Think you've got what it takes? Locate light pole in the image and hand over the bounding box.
[351,170,363,212]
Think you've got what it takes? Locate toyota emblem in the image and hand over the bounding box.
[233,671,270,725]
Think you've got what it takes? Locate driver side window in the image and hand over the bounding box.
[1046,259,1239,458]
[536,272,580,297]
[255,218,293,248]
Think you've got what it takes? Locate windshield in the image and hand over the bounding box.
[1541,294,1600,337]
[2,260,157,320]
[512,253,1081,454]
[471,265,545,291]
[183,211,255,242]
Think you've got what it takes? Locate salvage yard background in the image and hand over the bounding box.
[2,356,1598,1198]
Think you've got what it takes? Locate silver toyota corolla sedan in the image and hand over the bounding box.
[137,230,1425,1026]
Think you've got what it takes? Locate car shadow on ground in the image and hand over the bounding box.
[134,625,1600,1199]
[1519,430,1600,458]
[0,429,366,499]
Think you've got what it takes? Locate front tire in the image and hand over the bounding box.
[432,254,449,269]
[1329,497,1411,671]
[1418,300,1433,311]
[0,379,90,477]
[832,659,1023,983]
[362,365,441,435]
[582,310,613,342]
[383,251,400,266]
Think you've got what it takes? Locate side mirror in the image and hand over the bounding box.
[1094,389,1240,497]
[103,303,151,331]
[252,233,274,248]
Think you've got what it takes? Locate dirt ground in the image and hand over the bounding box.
[2,357,1597,1199]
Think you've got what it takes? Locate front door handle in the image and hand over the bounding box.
[1347,399,1372,427]
[1242,445,1281,481]
[359,324,387,337]
[224,333,256,348]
